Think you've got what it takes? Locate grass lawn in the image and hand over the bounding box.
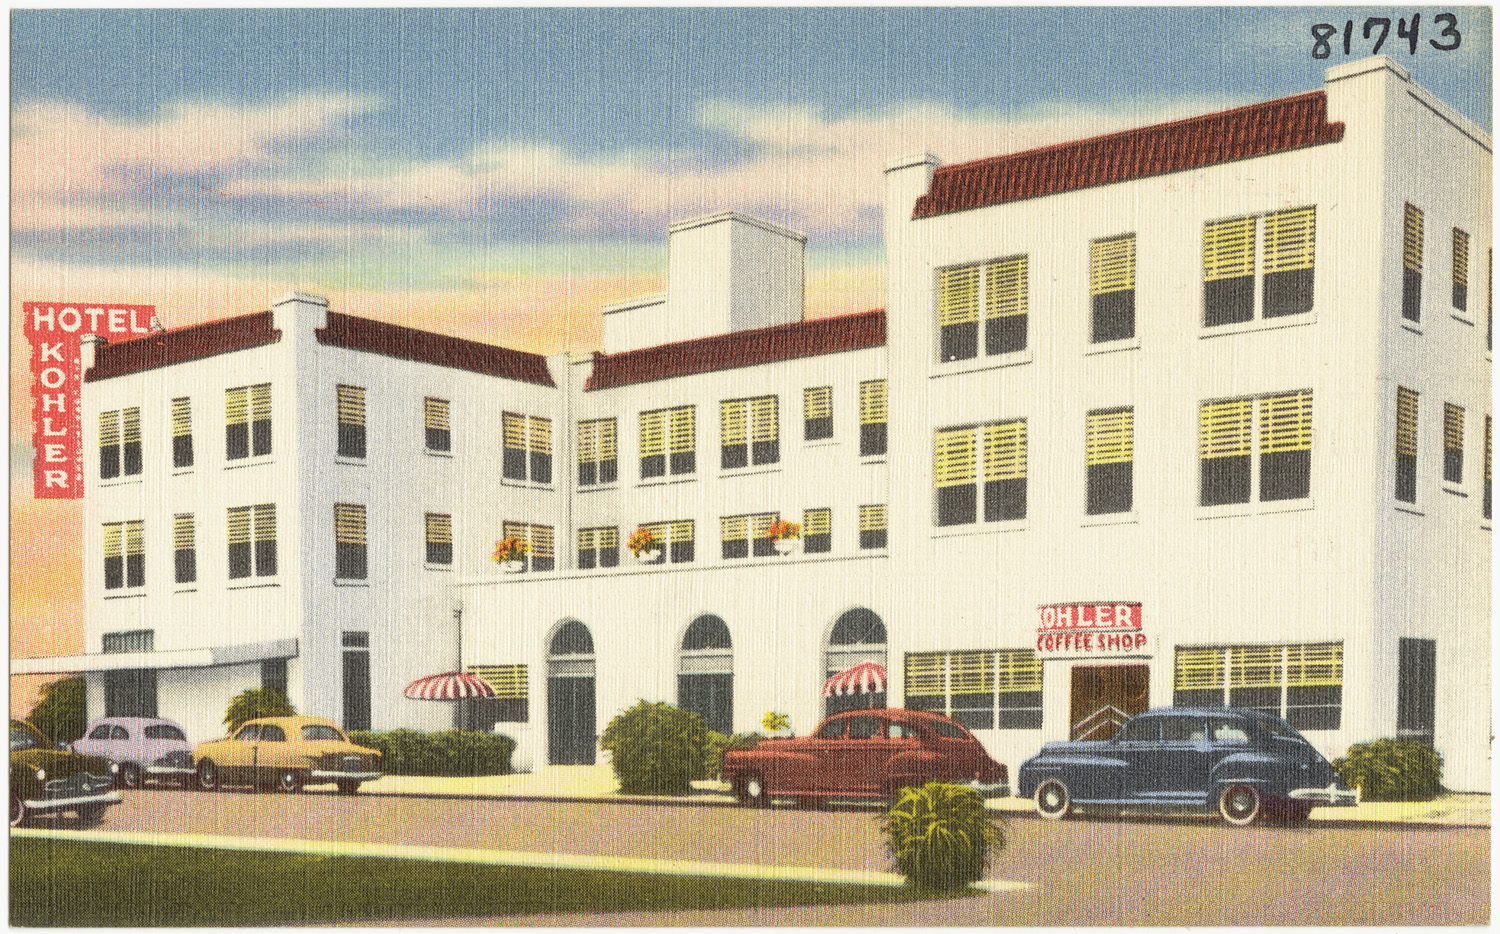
[12,837,953,925]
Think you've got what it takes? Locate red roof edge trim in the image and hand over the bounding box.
[84,311,281,381]
[913,90,1345,219]
[584,310,885,391]
[315,312,555,387]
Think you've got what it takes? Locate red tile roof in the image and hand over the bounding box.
[85,312,281,381]
[585,310,885,391]
[912,90,1345,219]
[316,312,555,386]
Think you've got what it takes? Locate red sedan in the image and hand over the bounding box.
[721,708,1009,807]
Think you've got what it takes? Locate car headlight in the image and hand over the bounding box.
[110,761,120,774]
[34,768,45,782]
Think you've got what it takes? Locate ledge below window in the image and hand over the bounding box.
[718,465,781,480]
[1443,483,1468,498]
[334,457,367,467]
[1200,311,1316,340]
[1084,336,1141,356]
[1394,503,1425,516]
[1197,499,1315,520]
[930,350,1033,379]
[333,579,370,587]
[932,520,1028,539]
[225,457,275,471]
[1082,512,1138,528]
[102,591,146,600]
[227,580,280,590]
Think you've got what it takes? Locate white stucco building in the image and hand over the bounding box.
[17,58,1490,790]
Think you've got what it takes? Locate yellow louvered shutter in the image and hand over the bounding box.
[102,522,123,559]
[985,255,1027,319]
[640,409,666,457]
[530,525,554,562]
[748,513,775,541]
[1262,207,1316,275]
[502,520,526,544]
[99,411,120,447]
[503,412,527,453]
[598,419,617,461]
[1199,398,1254,458]
[720,515,747,544]
[468,664,528,700]
[1453,228,1470,288]
[750,396,778,443]
[225,388,248,426]
[335,504,367,545]
[905,653,945,697]
[598,526,618,552]
[227,507,251,547]
[171,398,191,437]
[803,507,831,536]
[1259,391,1312,453]
[1403,203,1424,273]
[860,380,886,425]
[670,520,693,548]
[123,520,143,557]
[1229,646,1282,688]
[804,386,831,420]
[249,385,271,422]
[121,408,141,445]
[1091,235,1135,296]
[337,385,365,426]
[859,504,886,532]
[173,513,194,552]
[577,421,597,465]
[1444,404,1464,456]
[1175,646,1225,691]
[530,417,551,457]
[424,398,449,431]
[719,400,745,447]
[938,264,980,326]
[577,527,596,554]
[1086,409,1133,465]
[1285,643,1342,687]
[253,504,275,542]
[669,407,693,454]
[1395,387,1419,457]
[934,427,977,488]
[1203,216,1256,282]
[426,513,452,546]
[950,651,994,694]
[995,649,1043,692]
[983,420,1027,480]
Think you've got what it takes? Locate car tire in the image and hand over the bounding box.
[1034,778,1073,820]
[336,779,361,795]
[75,804,107,828]
[9,793,28,828]
[1218,783,1263,826]
[276,769,304,793]
[1272,799,1313,823]
[736,772,771,808]
[196,759,219,792]
[117,763,143,790]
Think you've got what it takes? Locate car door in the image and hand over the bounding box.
[222,724,260,781]
[1111,715,1160,801]
[254,723,290,779]
[1144,714,1213,804]
[827,714,889,794]
[802,716,848,793]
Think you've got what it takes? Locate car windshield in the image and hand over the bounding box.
[88,724,113,740]
[144,725,185,741]
[928,719,967,740]
[10,728,41,752]
[233,725,260,741]
[815,720,846,740]
[302,725,345,742]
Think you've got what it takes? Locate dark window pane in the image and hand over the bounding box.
[984,478,1026,521]
[722,539,749,560]
[1200,455,1251,506]
[1228,686,1279,716]
[252,419,271,457]
[937,484,978,526]
[503,449,527,481]
[426,427,450,452]
[342,649,371,732]
[1396,638,1436,737]
[578,461,597,486]
[338,424,365,459]
[104,555,124,590]
[1287,686,1341,731]
[255,541,277,577]
[1444,448,1463,484]
[1402,269,1422,322]
[228,542,252,579]
[952,706,994,730]
[173,435,194,469]
[752,535,776,558]
[227,423,248,460]
[671,540,694,564]
[1091,291,1135,342]
[670,451,695,475]
[678,673,733,736]
[1395,453,1417,503]
[599,547,619,568]
[100,445,120,480]
[941,321,978,362]
[1453,282,1468,311]
[1173,688,1224,708]
[1204,276,1254,327]
[805,416,833,441]
[719,446,746,471]
[804,533,832,554]
[751,440,779,466]
[337,543,368,580]
[905,695,944,713]
[123,441,142,476]
[986,314,1026,355]
[126,554,145,588]
[861,423,887,457]
[1087,462,1133,515]
[1261,449,1311,501]
[427,541,452,565]
[532,555,555,573]
[1263,267,1314,317]
[642,453,666,478]
[599,459,617,485]
[261,659,288,695]
[859,528,888,550]
[577,548,596,570]
[175,549,196,584]
[996,706,1044,730]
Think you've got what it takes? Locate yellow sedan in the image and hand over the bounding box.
[193,716,381,795]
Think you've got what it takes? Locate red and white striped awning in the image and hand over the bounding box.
[821,661,887,697]
[403,671,497,700]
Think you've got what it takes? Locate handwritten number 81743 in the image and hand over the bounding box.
[1311,14,1461,58]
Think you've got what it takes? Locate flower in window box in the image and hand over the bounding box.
[627,527,661,561]
[766,520,801,554]
[491,537,529,571]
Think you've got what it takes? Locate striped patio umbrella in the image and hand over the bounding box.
[821,661,887,697]
[403,671,497,700]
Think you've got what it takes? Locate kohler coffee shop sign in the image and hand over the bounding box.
[1036,602,1148,658]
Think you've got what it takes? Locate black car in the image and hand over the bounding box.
[10,719,122,827]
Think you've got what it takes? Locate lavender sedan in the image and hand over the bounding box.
[72,716,195,789]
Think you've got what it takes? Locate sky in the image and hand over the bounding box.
[8,6,1493,713]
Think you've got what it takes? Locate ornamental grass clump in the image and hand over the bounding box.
[882,781,1005,891]
[1333,738,1444,802]
[601,700,710,795]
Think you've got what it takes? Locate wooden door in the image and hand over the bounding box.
[1069,664,1149,741]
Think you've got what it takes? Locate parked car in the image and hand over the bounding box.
[10,719,122,827]
[192,715,382,794]
[1015,706,1358,825]
[721,708,1009,807]
[72,716,195,789]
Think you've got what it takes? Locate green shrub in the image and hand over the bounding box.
[349,729,516,777]
[27,676,87,744]
[600,700,709,795]
[223,688,296,732]
[1333,738,1443,802]
[699,731,765,781]
[882,781,1005,891]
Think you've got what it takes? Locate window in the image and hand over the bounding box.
[1173,643,1342,731]
[859,380,887,457]
[678,616,733,735]
[173,513,196,584]
[1090,234,1136,342]
[576,418,618,486]
[334,503,368,580]
[425,513,452,566]
[1444,403,1464,484]
[502,521,555,572]
[99,407,142,479]
[228,504,277,579]
[859,504,887,549]
[1202,206,1315,326]
[721,513,775,559]
[1396,638,1436,743]
[935,420,1027,526]
[1402,203,1424,322]
[1086,407,1133,515]
[341,631,370,732]
[102,629,153,653]
[937,255,1027,362]
[576,526,619,569]
[336,385,366,459]
[639,519,694,563]
[463,665,529,726]
[640,405,695,478]
[804,386,833,441]
[1198,390,1312,506]
[424,397,451,452]
[905,649,1042,730]
[262,659,288,696]
[1452,228,1469,311]
[803,507,832,554]
[502,413,552,484]
[720,396,777,469]
[226,383,271,459]
[1395,387,1419,503]
[102,520,144,589]
[170,397,193,468]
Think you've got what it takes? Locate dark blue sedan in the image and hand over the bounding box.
[1015,707,1358,825]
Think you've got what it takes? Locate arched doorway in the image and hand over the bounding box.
[547,620,596,765]
[824,608,888,715]
[678,615,733,735]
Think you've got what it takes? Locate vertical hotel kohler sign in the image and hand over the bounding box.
[24,302,156,498]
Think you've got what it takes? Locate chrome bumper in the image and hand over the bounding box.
[146,765,196,776]
[24,791,123,812]
[965,779,1012,799]
[309,770,382,782]
[1288,782,1359,806]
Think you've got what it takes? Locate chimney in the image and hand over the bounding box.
[80,333,108,372]
[271,291,329,334]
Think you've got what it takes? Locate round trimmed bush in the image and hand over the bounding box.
[882,781,1005,891]
[600,700,709,795]
[1333,738,1443,802]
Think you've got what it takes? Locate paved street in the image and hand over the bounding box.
[85,788,1489,925]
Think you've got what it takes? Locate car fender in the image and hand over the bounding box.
[726,747,819,792]
[1209,750,1294,795]
[1016,749,1128,796]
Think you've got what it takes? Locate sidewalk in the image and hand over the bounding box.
[338,765,1490,827]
